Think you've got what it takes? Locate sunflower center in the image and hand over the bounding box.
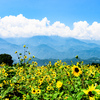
[33,90,35,92]
[88,91,94,97]
[75,68,79,72]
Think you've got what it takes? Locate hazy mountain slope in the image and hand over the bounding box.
[0,38,23,60]
[3,37,28,45]
[80,39,100,45]
[28,44,65,59]
[22,36,100,52]
[1,35,100,62]
[24,35,57,46]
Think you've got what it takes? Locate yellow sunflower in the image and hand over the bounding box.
[82,84,100,100]
[29,52,31,55]
[5,98,9,100]
[15,51,17,54]
[33,56,35,58]
[23,45,26,48]
[29,58,31,60]
[31,88,36,94]
[2,68,5,73]
[24,55,27,59]
[4,73,8,77]
[66,72,70,76]
[36,89,41,94]
[47,86,51,91]
[0,83,3,87]
[56,81,63,88]
[20,59,23,61]
[72,65,82,77]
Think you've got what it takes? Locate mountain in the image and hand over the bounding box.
[24,36,57,46]
[20,36,100,52]
[1,35,100,64]
[80,39,100,45]
[0,38,23,61]
[2,37,28,45]
[28,44,63,59]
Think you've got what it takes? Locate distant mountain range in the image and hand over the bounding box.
[1,35,100,64]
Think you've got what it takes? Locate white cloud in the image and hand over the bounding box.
[0,14,100,40]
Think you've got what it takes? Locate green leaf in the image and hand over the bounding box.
[26,94,31,99]
[26,75,31,78]
[67,96,73,100]
[52,93,59,99]
[43,97,50,100]
[77,92,84,100]
[96,85,100,89]
[77,81,81,85]
[2,87,11,98]
[87,80,93,85]
[59,91,64,97]
[94,73,100,78]
[18,91,26,95]
[70,86,74,91]
[12,96,19,99]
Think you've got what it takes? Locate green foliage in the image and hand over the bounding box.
[0,53,13,66]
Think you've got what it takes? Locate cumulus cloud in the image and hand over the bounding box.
[0,14,100,40]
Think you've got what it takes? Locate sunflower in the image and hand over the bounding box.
[4,73,8,77]
[46,85,54,91]
[38,78,44,85]
[2,68,5,73]
[56,81,63,88]
[66,72,70,76]
[33,56,35,58]
[20,59,23,61]
[29,58,31,60]
[72,65,82,77]
[47,86,51,91]
[31,88,36,94]
[52,73,56,78]
[24,55,27,59]
[36,89,41,94]
[29,52,31,55]
[22,76,25,80]
[82,84,100,100]
[15,51,17,54]
[0,83,3,87]
[23,45,26,48]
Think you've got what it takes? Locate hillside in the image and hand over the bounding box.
[1,35,100,63]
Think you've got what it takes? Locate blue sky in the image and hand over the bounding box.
[0,0,100,39]
[0,0,100,27]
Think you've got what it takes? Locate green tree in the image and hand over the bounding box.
[0,53,13,66]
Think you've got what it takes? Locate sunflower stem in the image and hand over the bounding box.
[81,64,85,88]
[24,47,25,67]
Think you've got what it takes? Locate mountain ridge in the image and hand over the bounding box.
[1,35,100,64]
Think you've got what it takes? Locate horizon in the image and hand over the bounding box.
[0,0,100,40]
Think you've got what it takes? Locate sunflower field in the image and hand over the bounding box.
[0,45,100,100]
